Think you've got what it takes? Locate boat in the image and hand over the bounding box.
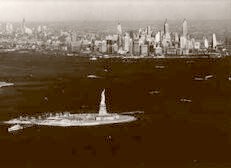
[180,98,192,103]
[90,57,97,61]
[194,74,213,81]
[204,75,213,80]
[194,77,204,81]
[4,89,137,127]
[0,82,14,88]
[149,90,160,95]
[87,75,100,79]
[8,124,23,132]
[155,65,165,69]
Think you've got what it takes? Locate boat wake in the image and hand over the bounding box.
[121,111,144,115]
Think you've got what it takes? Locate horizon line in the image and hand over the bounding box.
[0,18,231,23]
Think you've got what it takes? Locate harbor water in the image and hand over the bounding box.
[1,54,231,167]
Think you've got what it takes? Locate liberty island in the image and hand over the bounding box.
[4,89,137,132]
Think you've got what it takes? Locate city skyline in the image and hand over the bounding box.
[0,0,230,22]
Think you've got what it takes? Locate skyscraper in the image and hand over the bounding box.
[163,19,171,47]
[133,39,140,56]
[112,43,118,53]
[182,19,188,37]
[204,37,209,49]
[180,35,187,49]
[164,19,169,34]
[146,26,151,36]
[107,40,113,54]
[117,23,122,48]
[140,44,148,56]
[212,33,217,49]
[155,31,161,43]
[129,39,133,56]
[174,32,179,48]
[117,23,122,35]
[123,33,130,52]
[101,40,107,53]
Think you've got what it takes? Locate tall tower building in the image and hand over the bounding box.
[212,33,217,49]
[129,38,133,56]
[182,19,188,37]
[146,26,151,36]
[133,39,140,56]
[180,36,187,49]
[140,44,148,56]
[155,31,161,43]
[100,40,107,53]
[117,23,122,35]
[204,37,209,49]
[117,23,122,48]
[164,19,169,34]
[163,19,171,46]
[123,33,130,52]
[175,32,179,42]
[107,40,113,54]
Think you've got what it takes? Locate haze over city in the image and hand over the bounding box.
[0,0,230,22]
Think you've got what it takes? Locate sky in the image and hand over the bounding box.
[0,0,230,22]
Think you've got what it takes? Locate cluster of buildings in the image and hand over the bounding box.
[0,18,228,57]
[0,18,90,54]
[93,19,225,57]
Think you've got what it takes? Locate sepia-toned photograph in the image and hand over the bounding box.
[0,0,231,167]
